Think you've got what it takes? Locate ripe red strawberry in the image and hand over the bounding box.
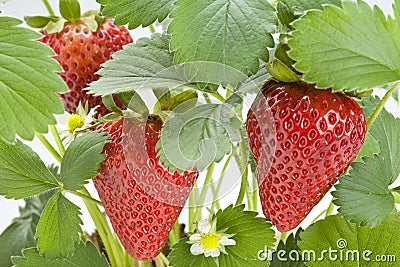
[94,116,198,261]
[40,19,132,116]
[246,80,366,232]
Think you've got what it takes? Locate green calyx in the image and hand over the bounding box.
[59,0,81,23]
[266,59,300,83]
[267,42,301,83]
[25,0,104,34]
[346,89,374,99]
[153,88,199,113]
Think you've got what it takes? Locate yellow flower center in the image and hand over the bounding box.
[67,114,85,133]
[200,234,220,251]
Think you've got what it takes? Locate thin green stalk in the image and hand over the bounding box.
[211,92,225,102]
[188,188,196,232]
[158,253,170,266]
[42,0,55,16]
[280,232,288,242]
[392,191,400,204]
[225,85,234,99]
[50,125,65,156]
[203,93,212,104]
[325,200,335,217]
[251,173,258,210]
[188,183,199,232]
[149,24,156,33]
[125,251,135,267]
[168,221,180,246]
[211,152,233,211]
[193,163,215,222]
[367,81,400,131]
[81,188,124,267]
[67,190,103,207]
[154,256,165,267]
[235,135,251,207]
[139,261,152,267]
[235,166,248,206]
[36,133,62,163]
[312,207,329,223]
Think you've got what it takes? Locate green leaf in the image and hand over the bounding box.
[0,16,67,142]
[170,240,218,267]
[288,1,400,92]
[170,90,198,113]
[298,213,400,266]
[60,132,108,191]
[216,205,275,266]
[11,241,109,267]
[270,229,304,267]
[170,205,275,267]
[333,156,395,227]
[236,62,270,94]
[157,104,241,172]
[89,33,251,96]
[117,91,149,115]
[101,0,174,29]
[89,33,178,96]
[0,191,54,267]
[361,96,380,121]
[59,0,81,23]
[368,108,400,181]
[168,0,277,75]
[0,139,59,199]
[35,191,82,259]
[24,16,59,28]
[277,0,342,30]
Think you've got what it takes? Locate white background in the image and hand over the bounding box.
[0,0,395,237]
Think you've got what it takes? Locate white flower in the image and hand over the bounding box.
[188,219,236,258]
[58,104,98,145]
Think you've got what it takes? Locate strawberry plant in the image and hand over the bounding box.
[1,0,400,266]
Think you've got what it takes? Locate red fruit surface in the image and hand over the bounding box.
[94,116,198,261]
[40,19,133,116]
[246,80,366,232]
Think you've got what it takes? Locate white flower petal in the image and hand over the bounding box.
[220,236,236,246]
[198,219,211,234]
[210,249,221,258]
[190,243,205,256]
[204,250,212,257]
[189,233,202,241]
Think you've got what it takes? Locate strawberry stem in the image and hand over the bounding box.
[154,255,165,267]
[211,92,226,102]
[366,81,400,132]
[280,232,288,242]
[67,190,103,206]
[157,253,170,266]
[42,0,56,16]
[36,132,63,163]
[251,173,258,210]
[50,125,66,156]
[193,162,215,223]
[188,185,197,232]
[149,24,156,33]
[235,135,252,208]
[81,188,126,267]
[325,200,335,217]
[168,221,180,245]
[138,261,153,267]
[311,208,328,223]
[211,151,234,211]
